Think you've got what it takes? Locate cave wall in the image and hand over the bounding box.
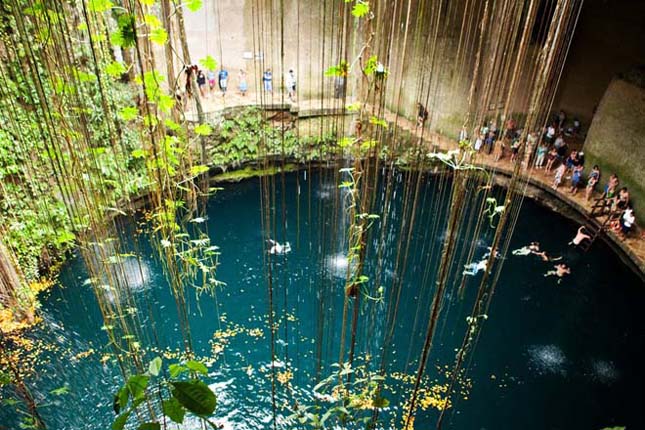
[583,77,645,224]
[552,0,645,124]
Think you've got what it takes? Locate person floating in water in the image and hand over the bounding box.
[512,241,540,256]
[512,241,560,262]
[463,247,499,276]
[544,263,571,283]
[267,239,291,255]
[569,226,591,246]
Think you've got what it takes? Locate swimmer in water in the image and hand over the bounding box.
[544,263,571,283]
[512,241,540,256]
[569,226,591,246]
[267,239,292,255]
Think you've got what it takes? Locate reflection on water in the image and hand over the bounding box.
[527,344,567,376]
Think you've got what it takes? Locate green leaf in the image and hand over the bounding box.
[157,94,175,112]
[162,397,186,424]
[185,360,208,375]
[140,0,155,5]
[126,374,149,400]
[137,424,160,430]
[112,410,131,430]
[144,14,161,29]
[148,357,162,376]
[189,165,210,176]
[352,1,370,18]
[194,124,213,136]
[199,55,218,71]
[105,61,126,78]
[56,230,75,245]
[131,149,146,159]
[89,0,113,12]
[118,106,139,121]
[185,0,203,12]
[168,364,188,378]
[170,380,217,416]
[50,386,69,396]
[149,28,168,45]
[113,386,129,414]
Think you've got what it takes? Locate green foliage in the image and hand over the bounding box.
[288,363,388,428]
[112,14,136,48]
[111,358,217,430]
[199,55,218,71]
[351,1,370,18]
[325,61,349,77]
[149,28,168,45]
[170,380,217,415]
[185,0,203,12]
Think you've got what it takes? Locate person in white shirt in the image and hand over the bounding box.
[285,69,296,102]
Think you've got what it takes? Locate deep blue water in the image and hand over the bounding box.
[2,169,644,430]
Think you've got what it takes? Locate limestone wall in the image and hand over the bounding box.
[583,78,645,224]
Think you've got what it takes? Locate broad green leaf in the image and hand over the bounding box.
[199,55,217,71]
[157,94,175,112]
[185,360,208,375]
[165,119,181,131]
[352,1,370,18]
[112,410,131,430]
[170,380,216,416]
[140,0,155,5]
[148,357,162,376]
[149,28,168,45]
[194,124,213,136]
[105,61,126,78]
[185,0,203,12]
[126,374,149,400]
[137,424,160,430]
[113,386,129,414]
[110,31,125,47]
[168,364,188,378]
[162,397,185,424]
[118,106,139,121]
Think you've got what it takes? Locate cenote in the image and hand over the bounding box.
[4,169,643,430]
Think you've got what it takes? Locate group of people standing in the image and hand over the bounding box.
[183,64,297,101]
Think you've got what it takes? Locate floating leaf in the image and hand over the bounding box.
[149,28,168,45]
[170,380,216,416]
[162,397,186,424]
[50,386,69,396]
[194,124,213,136]
[148,357,162,376]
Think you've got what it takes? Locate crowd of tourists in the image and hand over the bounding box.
[442,108,640,241]
[180,64,298,102]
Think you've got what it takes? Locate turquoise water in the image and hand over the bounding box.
[3,169,644,430]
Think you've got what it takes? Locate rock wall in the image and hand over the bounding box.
[583,77,645,224]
